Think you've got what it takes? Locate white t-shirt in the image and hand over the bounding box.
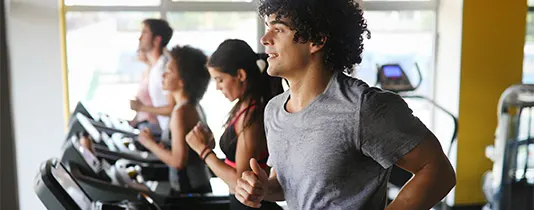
[148,54,170,131]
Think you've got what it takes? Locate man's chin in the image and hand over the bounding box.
[266,67,279,77]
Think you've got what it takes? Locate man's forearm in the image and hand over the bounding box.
[264,177,285,202]
[386,162,456,210]
[141,105,172,116]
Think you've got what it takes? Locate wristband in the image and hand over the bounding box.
[202,150,215,162]
[199,145,210,159]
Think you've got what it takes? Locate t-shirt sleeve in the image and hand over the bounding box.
[359,88,430,169]
[264,101,275,168]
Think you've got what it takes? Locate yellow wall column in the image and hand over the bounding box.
[455,0,527,205]
[59,0,70,129]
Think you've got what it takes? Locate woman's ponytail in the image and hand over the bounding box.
[256,53,283,102]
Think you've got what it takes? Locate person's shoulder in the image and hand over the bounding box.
[328,71,405,109]
[327,71,373,103]
[359,85,409,118]
[173,103,196,117]
[333,71,369,90]
[152,54,170,71]
[361,87,403,106]
[265,91,289,112]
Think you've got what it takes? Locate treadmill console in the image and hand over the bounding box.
[377,64,416,93]
[76,113,118,152]
[34,159,93,210]
[71,102,101,122]
[34,159,161,210]
[51,160,94,210]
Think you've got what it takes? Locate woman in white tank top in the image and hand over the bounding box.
[137,44,212,193]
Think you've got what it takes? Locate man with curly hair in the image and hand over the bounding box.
[234,0,457,209]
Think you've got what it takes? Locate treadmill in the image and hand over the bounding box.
[70,101,139,135]
[68,112,165,165]
[34,158,162,210]
[60,134,229,209]
[482,84,534,210]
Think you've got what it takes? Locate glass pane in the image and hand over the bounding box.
[167,12,259,158]
[530,0,534,6]
[66,12,159,121]
[65,0,160,6]
[524,12,534,83]
[167,12,259,54]
[353,11,441,145]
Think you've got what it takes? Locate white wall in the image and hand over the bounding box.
[8,0,65,209]
[434,0,464,206]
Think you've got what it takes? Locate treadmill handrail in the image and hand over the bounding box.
[35,158,92,210]
[412,63,423,90]
[401,95,459,156]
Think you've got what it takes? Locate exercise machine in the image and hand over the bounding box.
[59,134,229,209]
[67,113,165,165]
[483,84,534,210]
[70,101,139,135]
[34,158,162,210]
[60,134,170,201]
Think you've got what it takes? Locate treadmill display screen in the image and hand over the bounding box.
[383,65,403,78]
[51,163,92,210]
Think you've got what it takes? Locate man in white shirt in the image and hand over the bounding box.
[131,19,175,136]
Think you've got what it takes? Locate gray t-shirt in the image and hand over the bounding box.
[264,71,429,210]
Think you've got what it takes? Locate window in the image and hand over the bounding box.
[65,0,160,6]
[66,12,160,120]
[167,12,258,54]
[355,10,436,128]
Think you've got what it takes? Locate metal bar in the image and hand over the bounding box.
[65,1,437,12]
[65,2,257,12]
[65,6,161,12]
[362,1,437,11]
[166,1,257,11]
[160,0,170,19]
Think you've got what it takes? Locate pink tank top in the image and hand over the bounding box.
[135,70,159,125]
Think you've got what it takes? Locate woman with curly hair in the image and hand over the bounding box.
[138,45,213,194]
[235,0,457,209]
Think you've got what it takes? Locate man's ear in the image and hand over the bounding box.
[237,68,247,82]
[153,35,162,48]
[178,78,185,89]
[310,36,327,54]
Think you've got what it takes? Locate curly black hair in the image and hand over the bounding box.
[169,45,210,105]
[258,0,370,74]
